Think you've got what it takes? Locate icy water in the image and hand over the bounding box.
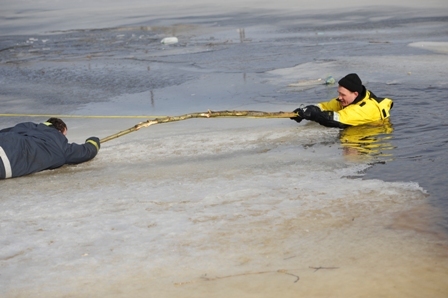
[1,1,448,297]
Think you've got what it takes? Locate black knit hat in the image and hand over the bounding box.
[338,73,363,93]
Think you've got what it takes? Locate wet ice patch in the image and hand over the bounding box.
[266,61,340,88]
[408,41,448,54]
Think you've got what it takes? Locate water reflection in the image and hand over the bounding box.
[238,28,245,43]
[339,119,395,161]
[150,90,154,107]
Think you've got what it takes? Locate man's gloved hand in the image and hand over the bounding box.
[86,137,100,151]
[299,105,320,120]
[290,108,303,123]
[290,105,321,122]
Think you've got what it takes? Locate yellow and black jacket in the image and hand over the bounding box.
[306,88,393,128]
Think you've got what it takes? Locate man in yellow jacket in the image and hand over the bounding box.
[291,73,393,128]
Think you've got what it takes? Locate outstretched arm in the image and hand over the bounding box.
[65,137,100,164]
[292,105,348,128]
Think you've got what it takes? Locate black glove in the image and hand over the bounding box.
[86,137,100,151]
[290,108,303,123]
[299,105,320,120]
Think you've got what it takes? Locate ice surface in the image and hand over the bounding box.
[1,0,448,296]
[0,117,438,297]
[409,41,448,55]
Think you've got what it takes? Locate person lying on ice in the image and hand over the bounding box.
[290,73,393,128]
[0,118,100,179]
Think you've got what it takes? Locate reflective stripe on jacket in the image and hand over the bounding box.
[0,145,12,178]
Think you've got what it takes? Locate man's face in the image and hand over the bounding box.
[337,86,358,107]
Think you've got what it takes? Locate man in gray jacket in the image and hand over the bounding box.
[0,118,100,179]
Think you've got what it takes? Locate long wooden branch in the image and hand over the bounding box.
[100,110,298,143]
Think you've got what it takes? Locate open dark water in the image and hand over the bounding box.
[366,83,448,223]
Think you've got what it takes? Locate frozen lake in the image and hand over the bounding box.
[1,0,448,297]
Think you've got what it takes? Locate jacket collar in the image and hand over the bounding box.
[351,86,367,105]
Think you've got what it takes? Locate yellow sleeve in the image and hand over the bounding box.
[317,98,343,112]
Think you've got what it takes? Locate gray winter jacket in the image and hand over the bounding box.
[0,122,99,179]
